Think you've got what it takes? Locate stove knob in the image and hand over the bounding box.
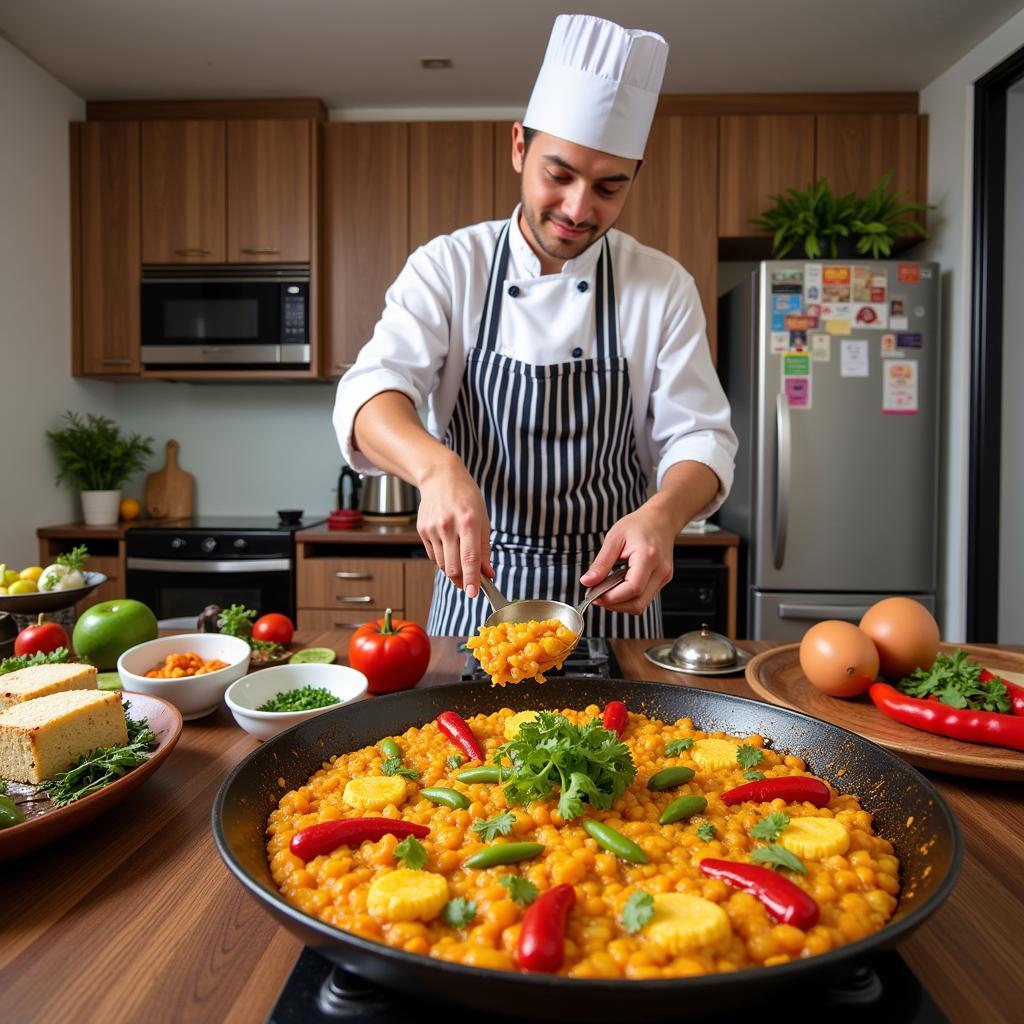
[233,538,248,551]
[171,537,186,550]
[201,537,217,553]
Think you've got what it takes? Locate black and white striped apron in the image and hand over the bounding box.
[426,221,662,639]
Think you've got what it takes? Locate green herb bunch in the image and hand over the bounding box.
[47,412,154,491]
[218,604,286,660]
[493,711,636,821]
[0,648,71,676]
[256,686,339,713]
[898,650,1011,713]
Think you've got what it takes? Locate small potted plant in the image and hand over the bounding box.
[752,173,932,259]
[47,412,155,526]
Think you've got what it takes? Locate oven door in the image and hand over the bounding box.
[140,267,309,367]
[126,557,295,629]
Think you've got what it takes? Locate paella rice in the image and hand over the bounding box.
[267,705,901,978]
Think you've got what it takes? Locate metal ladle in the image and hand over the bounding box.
[477,567,630,659]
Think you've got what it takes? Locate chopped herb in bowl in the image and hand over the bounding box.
[256,685,340,713]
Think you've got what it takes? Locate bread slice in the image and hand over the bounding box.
[0,690,128,784]
[0,663,98,712]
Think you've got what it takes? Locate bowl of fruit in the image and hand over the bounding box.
[0,547,106,625]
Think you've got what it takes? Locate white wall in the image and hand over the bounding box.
[0,37,112,568]
[1000,83,1024,642]
[918,8,1024,640]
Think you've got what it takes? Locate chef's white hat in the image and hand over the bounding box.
[523,14,668,160]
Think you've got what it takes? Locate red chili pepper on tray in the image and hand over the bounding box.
[980,669,1024,716]
[870,682,1024,751]
[290,818,430,861]
[436,710,485,762]
[720,776,831,807]
[515,883,576,973]
[699,859,819,930]
[602,700,628,738]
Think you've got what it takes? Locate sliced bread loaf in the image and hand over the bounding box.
[0,662,98,712]
[0,689,128,784]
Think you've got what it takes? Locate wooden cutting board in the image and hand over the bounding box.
[745,642,1024,780]
[144,439,195,519]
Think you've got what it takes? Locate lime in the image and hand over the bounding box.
[289,647,336,665]
[97,671,123,691]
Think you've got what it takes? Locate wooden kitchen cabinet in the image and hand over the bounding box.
[228,119,312,263]
[297,556,404,610]
[409,122,495,249]
[141,120,226,264]
[718,115,815,237]
[73,121,141,376]
[322,122,409,373]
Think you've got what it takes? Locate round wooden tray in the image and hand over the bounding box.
[745,642,1024,781]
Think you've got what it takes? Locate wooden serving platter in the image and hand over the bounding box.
[745,642,1024,781]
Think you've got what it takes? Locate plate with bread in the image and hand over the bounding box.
[0,661,182,863]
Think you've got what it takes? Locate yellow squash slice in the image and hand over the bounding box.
[343,776,408,811]
[691,739,740,772]
[645,893,731,954]
[778,816,850,860]
[503,710,540,740]
[367,869,450,923]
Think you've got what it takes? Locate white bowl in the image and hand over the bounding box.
[224,663,368,740]
[117,633,252,721]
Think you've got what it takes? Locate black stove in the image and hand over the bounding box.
[270,947,948,1023]
[461,636,622,681]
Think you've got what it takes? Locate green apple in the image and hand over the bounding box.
[72,599,158,670]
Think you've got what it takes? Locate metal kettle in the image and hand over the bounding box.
[337,466,418,517]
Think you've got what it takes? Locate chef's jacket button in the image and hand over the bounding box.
[507,285,520,297]
[577,281,589,292]
[571,346,584,358]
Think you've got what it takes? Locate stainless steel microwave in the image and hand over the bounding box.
[141,266,309,368]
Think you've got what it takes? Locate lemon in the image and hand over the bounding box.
[19,566,43,582]
[8,579,38,594]
[0,586,7,595]
[3,569,19,585]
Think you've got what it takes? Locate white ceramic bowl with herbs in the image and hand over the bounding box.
[224,663,368,740]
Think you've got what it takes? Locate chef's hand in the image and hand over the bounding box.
[580,506,676,615]
[416,454,493,600]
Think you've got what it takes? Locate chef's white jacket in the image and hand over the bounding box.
[333,208,737,520]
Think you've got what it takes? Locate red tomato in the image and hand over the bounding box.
[348,609,431,694]
[15,615,69,657]
[799,620,879,698]
[252,612,294,646]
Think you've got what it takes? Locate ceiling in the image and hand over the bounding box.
[2,0,1023,114]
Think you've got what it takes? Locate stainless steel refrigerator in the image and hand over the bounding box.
[717,260,940,641]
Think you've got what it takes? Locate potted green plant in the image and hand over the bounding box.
[47,412,155,526]
[751,173,932,259]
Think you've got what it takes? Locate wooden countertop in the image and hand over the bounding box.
[36,519,190,540]
[2,636,1019,1023]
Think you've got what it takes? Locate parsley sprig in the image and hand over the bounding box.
[471,810,515,842]
[0,647,71,676]
[442,898,477,928]
[394,835,427,870]
[750,812,790,842]
[445,754,464,771]
[736,745,764,771]
[493,711,636,821]
[381,757,420,780]
[665,738,693,756]
[696,822,716,842]
[751,844,807,874]
[621,891,654,933]
[499,875,538,907]
[898,650,1011,713]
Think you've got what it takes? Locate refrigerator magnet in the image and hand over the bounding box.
[771,269,804,289]
[770,331,790,353]
[804,264,822,303]
[870,273,888,303]
[881,333,900,358]
[853,265,873,302]
[785,314,817,331]
[822,265,852,302]
[840,339,870,377]
[789,329,808,352]
[785,375,812,409]
[811,332,831,361]
[853,303,889,329]
[883,360,919,414]
[898,263,920,283]
[897,332,923,349]
[772,292,803,330]
[826,318,852,336]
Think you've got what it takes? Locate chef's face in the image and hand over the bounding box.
[512,123,637,272]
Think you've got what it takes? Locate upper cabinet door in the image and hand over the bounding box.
[141,120,226,264]
[718,115,815,237]
[322,122,409,374]
[615,116,720,360]
[227,119,311,263]
[815,114,924,205]
[409,122,494,249]
[77,121,141,376]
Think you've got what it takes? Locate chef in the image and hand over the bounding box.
[333,13,737,638]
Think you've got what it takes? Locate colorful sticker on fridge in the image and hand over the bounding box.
[771,269,804,292]
[883,360,918,414]
[785,375,812,408]
[840,339,870,378]
[896,332,923,348]
[889,296,908,330]
[920,266,933,279]
[826,318,852,336]
[853,303,888,328]
[789,329,809,352]
[852,267,886,303]
[772,292,803,330]
[811,332,831,361]
[898,263,920,283]
[770,331,790,353]
[881,334,900,357]
[822,266,852,303]
[785,314,818,331]
[804,264,823,304]
[783,353,811,376]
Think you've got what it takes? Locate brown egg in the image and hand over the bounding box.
[859,597,940,681]
[799,620,880,698]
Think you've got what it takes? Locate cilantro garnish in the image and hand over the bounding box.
[751,844,807,874]
[898,651,1011,713]
[743,770,766,781]
[493,711,636,821]
[736,745,764,770]
[499,875,538,907]
[445,754,465,771]
[381,757,419,780]
[393,835,427,870]
[696,822,716,842]
[442,898,477,928]
[750,812,790,842]
[471,810,516,842]
[621,891,654,933]
[665,738,693,756]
